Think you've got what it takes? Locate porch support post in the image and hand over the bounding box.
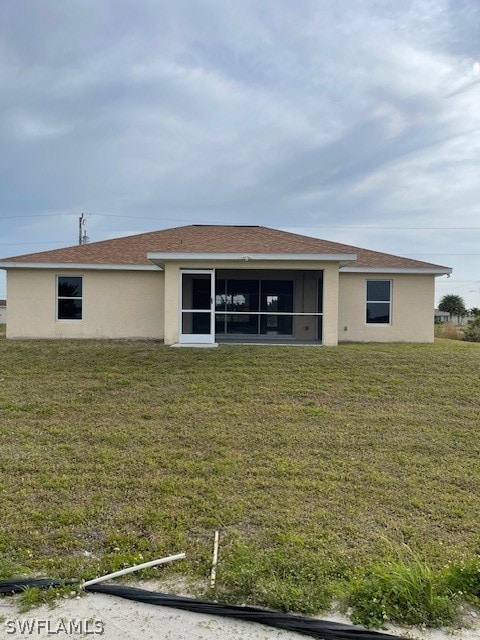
[164,262,180,345]
[322,263,339,346]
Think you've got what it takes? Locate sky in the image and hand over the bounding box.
[1,0,480,307]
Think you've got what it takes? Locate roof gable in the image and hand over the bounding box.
[0,224,450,271]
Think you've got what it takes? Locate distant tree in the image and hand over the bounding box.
[438,294,467,323]
[469,307,480,317]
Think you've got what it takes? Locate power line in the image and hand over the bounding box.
[0,213,70,219]
[0,241,71,246]
[292,227,479,231]
[2,211,480,230]
[437,279,478,284]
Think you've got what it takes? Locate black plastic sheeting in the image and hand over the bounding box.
[0,577,403,640]
[0,578,77,593]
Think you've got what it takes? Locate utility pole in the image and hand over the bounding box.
[78,213,84,245]
[78,213,89,245]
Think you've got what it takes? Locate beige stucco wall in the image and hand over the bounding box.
[338,272,435,343]
[4,266,436,344]
[6,268,164,339]
[163,260,341,346]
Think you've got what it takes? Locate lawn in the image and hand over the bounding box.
[0,336,479,620]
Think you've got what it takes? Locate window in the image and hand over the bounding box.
[57,276,83,320]
[366,280,391,324]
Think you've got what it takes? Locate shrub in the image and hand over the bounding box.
[463,316,480,343]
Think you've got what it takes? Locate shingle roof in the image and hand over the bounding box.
[0,224,450,270]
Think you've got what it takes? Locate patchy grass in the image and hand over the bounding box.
[0,336,479,625]
[17,584,83,613]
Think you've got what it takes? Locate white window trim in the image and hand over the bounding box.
[56,275,83,321]
[365,279,392,326]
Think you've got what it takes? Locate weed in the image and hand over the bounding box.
[347,554,458,628]
[441,556,480,605]
[18,585,82,613]
[438,322,463,340]
[0,558,29,580]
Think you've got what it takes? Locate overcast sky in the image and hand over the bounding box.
[1,0,480,307]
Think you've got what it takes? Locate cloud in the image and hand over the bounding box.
[0,0,479,305]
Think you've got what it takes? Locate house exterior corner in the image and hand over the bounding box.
[338,272,436,343]
[5,268,165,340]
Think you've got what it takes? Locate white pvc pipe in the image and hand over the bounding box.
[210,530,220,590]
[83,552,186,588]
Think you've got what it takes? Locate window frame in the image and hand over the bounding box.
[365,279,392,325]
[56,275,83,321]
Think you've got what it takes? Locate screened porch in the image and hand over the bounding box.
[180,269,324,344]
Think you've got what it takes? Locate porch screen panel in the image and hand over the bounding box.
[213,272,323,342]
[317,272,323,342]
[182,274,211,310]
[182,312,211,334]
[260,280,293,335]
[215,279,226,334]
[226,280,259,334]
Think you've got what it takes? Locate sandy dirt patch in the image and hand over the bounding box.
[0,586,478,640]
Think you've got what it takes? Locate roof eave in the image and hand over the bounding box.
[147,251,358,268]
[340,266,452,275]
[0,262,161,271]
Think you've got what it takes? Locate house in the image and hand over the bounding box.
[434,309,476,325]
[434,309,450,323]
[0,224,451,345]
[0,299,6,324]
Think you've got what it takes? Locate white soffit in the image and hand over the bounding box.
[147,252,358,267]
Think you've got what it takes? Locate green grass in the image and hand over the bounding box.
[0,336,479,624]
[347,551,480,628]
